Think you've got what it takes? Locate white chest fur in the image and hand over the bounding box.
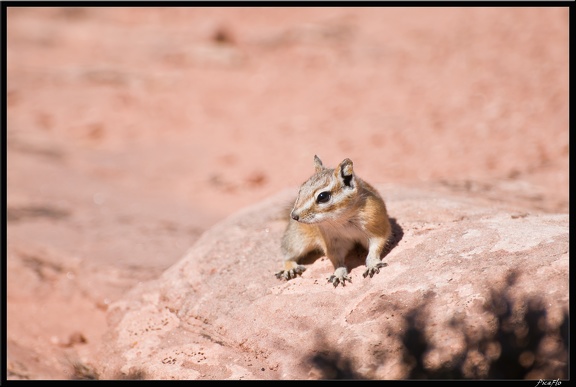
[317,218,369,255]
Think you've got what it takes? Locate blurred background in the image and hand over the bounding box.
[6,7,569,379]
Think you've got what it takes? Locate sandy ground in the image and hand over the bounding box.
[5,7,569,379]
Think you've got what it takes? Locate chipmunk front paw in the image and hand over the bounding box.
[363,261,388,278]
[327,267,351,288]
[275,265,307,280]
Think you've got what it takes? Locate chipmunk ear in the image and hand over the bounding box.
[336,158,354,188]
[314,155,325,173]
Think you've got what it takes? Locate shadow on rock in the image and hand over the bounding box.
[306,271,568,380]
[383,217,404,258]
[306,334,365,380]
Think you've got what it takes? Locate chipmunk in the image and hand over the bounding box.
[276,155,392,287]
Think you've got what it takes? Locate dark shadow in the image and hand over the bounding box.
[304,271,569,379]
[477,272,568,379]
[71,362,99,380]
[305,334,365,380]
[383,217,404,258]
[401,271,568,379]
[298,248,326,266]
[308,351,364,380]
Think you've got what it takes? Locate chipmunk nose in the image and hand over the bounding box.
[291,212,299,221]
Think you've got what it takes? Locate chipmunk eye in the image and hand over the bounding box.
[316,191,331,204]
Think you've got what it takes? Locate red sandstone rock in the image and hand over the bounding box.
[95,187,568,379]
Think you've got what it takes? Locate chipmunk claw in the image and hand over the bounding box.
[327,267,351,287]
[275,265,306,280]
[363,261,388,278]
[327,275,351,287]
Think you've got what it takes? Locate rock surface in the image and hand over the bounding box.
[95,186,568,379]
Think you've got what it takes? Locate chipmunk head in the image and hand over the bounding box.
[290,155,358,224]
